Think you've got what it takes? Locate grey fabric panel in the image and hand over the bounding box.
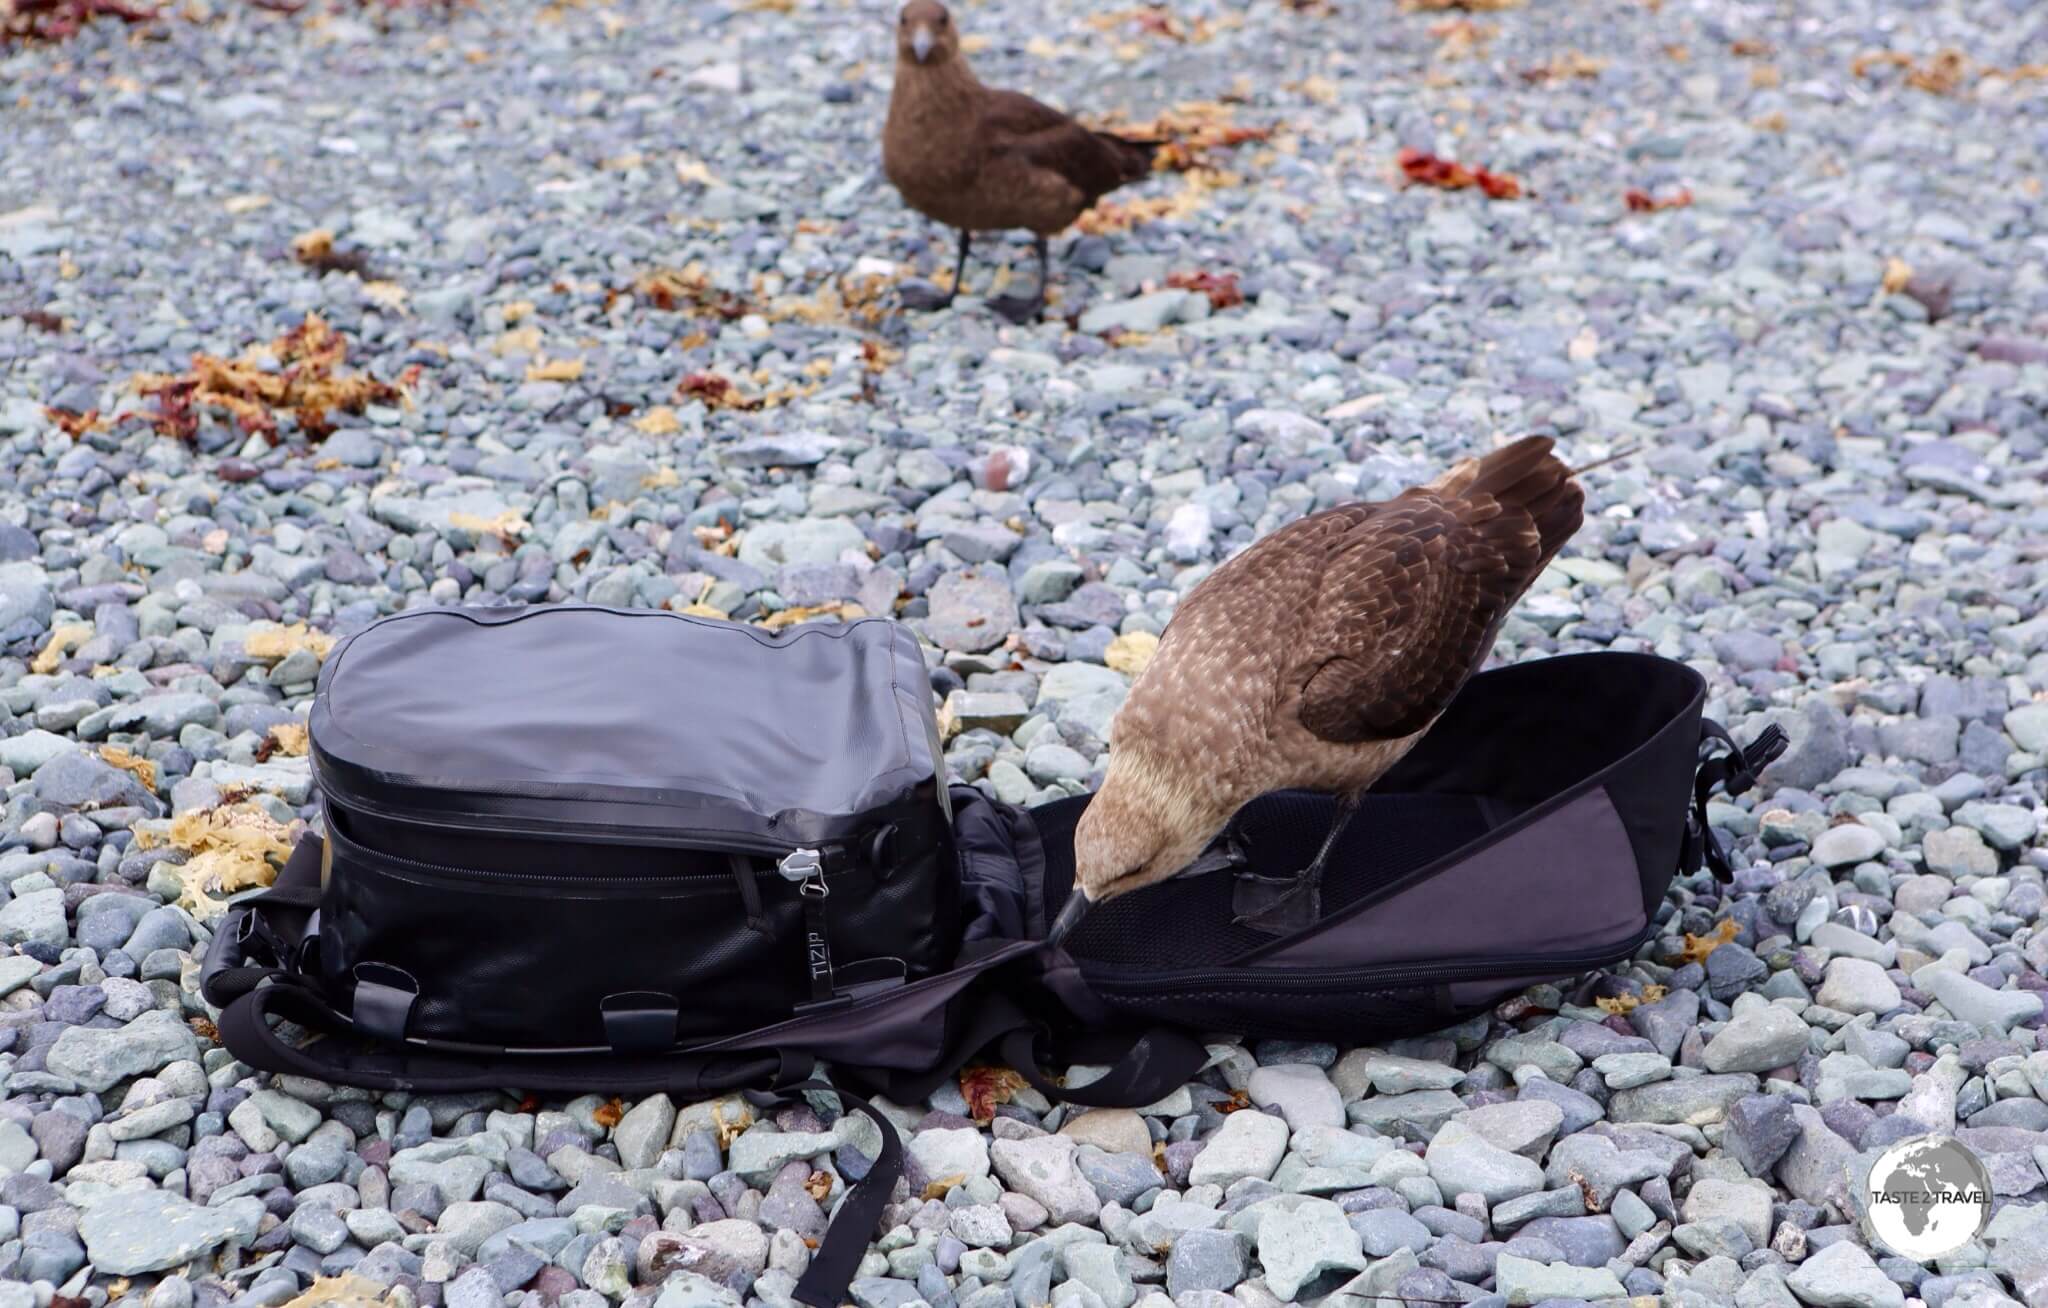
[314,605,938,830]
[1257,787,1645,970]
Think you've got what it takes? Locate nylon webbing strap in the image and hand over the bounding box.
[772,1082,905,1308]
[1688,719,1789,882]
[847,991,1208,1113]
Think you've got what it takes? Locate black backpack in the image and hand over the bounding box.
[200,604,1782,1308]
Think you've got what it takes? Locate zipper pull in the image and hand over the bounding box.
[778,848,828,897]
[779,849,834,1003]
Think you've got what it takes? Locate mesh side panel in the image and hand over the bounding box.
[1040,790,1493,969]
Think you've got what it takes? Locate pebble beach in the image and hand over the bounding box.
[2,0,2048,1306]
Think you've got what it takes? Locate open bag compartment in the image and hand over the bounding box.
[1033,651,1721,1042]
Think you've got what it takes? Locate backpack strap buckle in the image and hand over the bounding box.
[1687,719,1790,883]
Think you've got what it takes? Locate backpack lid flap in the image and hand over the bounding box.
[310,605,944,843]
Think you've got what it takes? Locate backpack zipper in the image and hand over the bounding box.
[326,787,843,859]
[333,821,857,1010]
[335,822,848,887]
